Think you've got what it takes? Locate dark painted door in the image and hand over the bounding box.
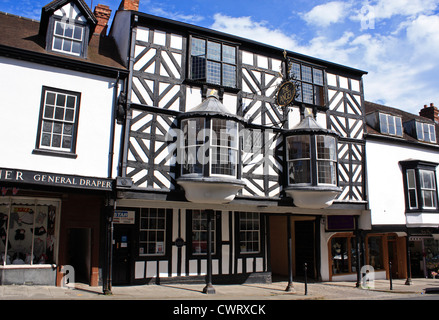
[295,220,316,279]
[112,226,133,285]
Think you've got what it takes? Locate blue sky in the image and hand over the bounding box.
[2,0,439,115]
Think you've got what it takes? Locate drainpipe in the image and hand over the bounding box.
[108,71,120,179]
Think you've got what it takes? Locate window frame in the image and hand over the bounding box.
[188,35,239,89]
[416,121,437,143]
[288,59,326,107]
[33,86,81,159]
[180,117,240,179]
[139,208,168,257]
[401,161,439,213]
[237,212,261,255]
[186,210,221,259]
[286,133,339,187]
[379,113,403,137]
[47,16,89,58]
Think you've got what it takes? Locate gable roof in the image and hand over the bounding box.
[39,0,97,36]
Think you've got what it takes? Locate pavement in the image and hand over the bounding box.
[0,277,438,300]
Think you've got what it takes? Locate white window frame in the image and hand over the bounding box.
[420,170,437,209]
[52,20,85,56]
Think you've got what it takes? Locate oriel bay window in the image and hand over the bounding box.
[400,160,439,212]
[284,114,341,209]
[177,91,246,204]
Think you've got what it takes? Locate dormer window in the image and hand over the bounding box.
[379,113,403,137]
[416,121,436,143]
[40,0,96,58]
[52,20,84,56]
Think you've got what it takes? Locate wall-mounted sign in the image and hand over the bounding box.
[276,81,296,107]
[0,167,113,191]
[114,210,135,224]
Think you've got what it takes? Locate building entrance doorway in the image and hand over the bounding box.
[67,228,91,284]
[112,225,133,285]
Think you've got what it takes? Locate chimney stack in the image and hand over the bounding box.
[94,4,112,35]
[118,0,139,11]
[419,102,439,124]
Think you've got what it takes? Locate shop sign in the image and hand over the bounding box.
[114,210,135,224]
[0,167,113,191]
[276,81,296,107]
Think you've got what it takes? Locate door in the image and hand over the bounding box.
[387,238,398,279]
[67,228,91,284]
[112,226,133,285]
[295,220,315,279]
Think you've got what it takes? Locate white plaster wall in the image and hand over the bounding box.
[0,57,117,178]
[366,139,439,226]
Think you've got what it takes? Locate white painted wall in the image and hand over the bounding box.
[366,139,439,226]
[0,57,117,178]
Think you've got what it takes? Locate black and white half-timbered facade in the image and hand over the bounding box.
[0,0,127,286]
[109,0,370,287]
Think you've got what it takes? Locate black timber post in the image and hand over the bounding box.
[285,215,294,292]
[203,209,216,294]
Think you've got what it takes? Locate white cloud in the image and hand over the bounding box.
[301,1,353,27]
[211,14,298,50]
[353,0,439,22]
[406,14,439,55]
[148,7,204,24]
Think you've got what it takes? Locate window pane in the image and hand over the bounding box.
[239,212,260,254]
[207,41,221,61]
[318,161,336,185]
[222,44,236,64]
[73,26,82,40]
[55,107,64,120]
[62,39,72,52]
[71,41,81,54]
[388,116,396,135]
[423,123,430,142]
[191,38,206,56]
[331,237,349,274]
[314,85,324,106]
[206,61,221,85]
[368,236,383,270]
[53,37,63,50]
[301,65,312,83]
[421,170,434,189]
[302,83,313,104]
[395,117,403,136]
[223,64,236,87]
[55,22,64,36]
[191,210,215,255]
[379,113,388,134]
[290,63,301,80]
[64,24,74,38]
[287,135,310,160]
[44,106,54,119]
[416,121,424,140]
[313,68,323,85]
[46,92,56,105]
[429,124,436,142]
[139,208,166,256]
[422,190,434,208]
[316,136,336,160]
[289,160,311,184]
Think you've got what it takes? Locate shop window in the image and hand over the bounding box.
[190,210,216,255]
[330,235,362,276]
[34,86,81,158]
[367,236,384,270]
[238,212,260,254]
[0,198,58,266]
[139,208,166,256]
[189,36,237,88]
[289,61,325,107]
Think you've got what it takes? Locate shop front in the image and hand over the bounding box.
[408,233,439,278]
[0,167,113,286]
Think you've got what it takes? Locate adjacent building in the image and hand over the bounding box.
[0,0,127,286]
[365,101,439,281]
